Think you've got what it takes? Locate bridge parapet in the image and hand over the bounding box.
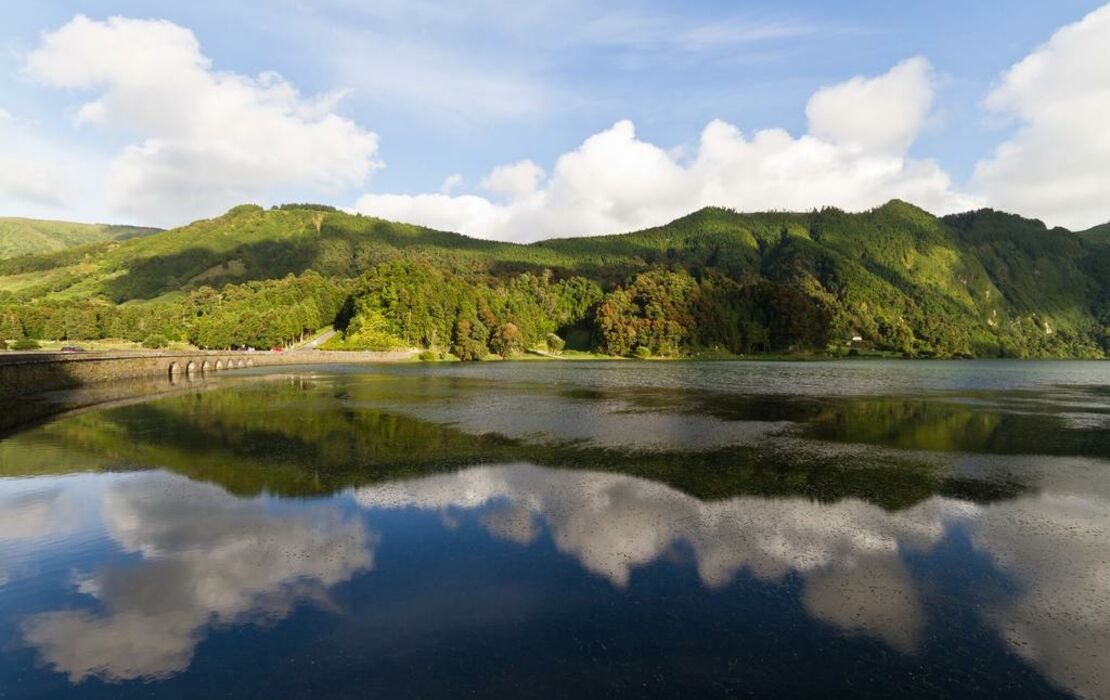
[0,349,414,400]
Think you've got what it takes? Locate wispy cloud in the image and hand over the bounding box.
[575,12,839,52]
[0,105,68,206]
[264,1,843,129]
[329,33,554,127]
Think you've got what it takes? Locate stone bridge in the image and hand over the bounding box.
[165,354,255,378]
[0,349,415,401]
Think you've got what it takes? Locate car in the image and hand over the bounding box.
[60,346,87,353]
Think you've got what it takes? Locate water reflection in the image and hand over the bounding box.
[355,464,959,648]
[972,492,1110,699]
[3,459,1106,697]
[355,463,1110,697]
[2,363,1109,697]
[0,372,218,437]
[0,377,1040,510]
[0,484,80,587]
[0,485,78,543]
[20,472,374,683]
[10,462,1083,693]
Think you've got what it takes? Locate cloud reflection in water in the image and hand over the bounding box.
[13,461,1109,699]
[22,472,376,683]
[356,463,1110,696]
[355,463,967,651]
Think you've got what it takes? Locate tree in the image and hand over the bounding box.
[490,322,524,357]
[0,309,24,340]
[545,333,565,354]
[64,305,101,340]
[4,201,1107,359]
[451,319,486,361]
[336,307,406,350]
[41,309,66,341]
[595,290,636,356]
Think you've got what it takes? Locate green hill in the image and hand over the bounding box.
[0,204,572,302]
[0,217,160,260]
[1078,222,1110,246]
[1,201,1108,358]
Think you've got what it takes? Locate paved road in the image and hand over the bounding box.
[292,329,338,351]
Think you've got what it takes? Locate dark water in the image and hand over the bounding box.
[1,360,1109,698]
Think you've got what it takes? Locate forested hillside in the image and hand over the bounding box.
[1079,222,1110,246]
[1,201,1108,358]
[0,217,159,260]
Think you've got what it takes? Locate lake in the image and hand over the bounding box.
[1,360,1108,698]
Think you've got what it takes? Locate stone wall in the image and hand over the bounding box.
[0,350,415,401]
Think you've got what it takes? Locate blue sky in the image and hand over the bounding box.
[1,1,1108,238]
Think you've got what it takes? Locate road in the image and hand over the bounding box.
[292,329,338,351]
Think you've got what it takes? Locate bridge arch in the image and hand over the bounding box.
[168,361,181,382]
[215,359,224,371]
[186,360,198,378]
[201,359,211,374]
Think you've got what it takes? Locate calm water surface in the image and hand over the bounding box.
[1,360,1109,698]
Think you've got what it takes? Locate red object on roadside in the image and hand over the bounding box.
[271,346,284,352]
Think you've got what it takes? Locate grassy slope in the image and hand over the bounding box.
[1,201,1107,354]
[0,217,160,260]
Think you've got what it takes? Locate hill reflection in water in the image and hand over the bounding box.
[1,362,1108,698]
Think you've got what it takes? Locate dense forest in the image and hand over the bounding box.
[1,200,1109,358]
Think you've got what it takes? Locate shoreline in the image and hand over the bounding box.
[0,348,418,402]
[419,351,1109,363]
[2,345,1104,403]
[2,349,1104,437]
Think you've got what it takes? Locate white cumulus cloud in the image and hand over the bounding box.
[481,160,545,199]
[806,57,935,156]
[25,15,380,227]
[355,58,977,241]
[972,5,1110,231]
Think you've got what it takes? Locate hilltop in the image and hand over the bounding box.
[0,204,570,302]
[1079,222,1110,246]
[0,217,160,260]
[1,201,1108,359]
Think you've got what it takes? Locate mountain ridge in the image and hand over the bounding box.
[1,201,1107,359]
[1078,221,1110,245]
[0,216,161,260]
